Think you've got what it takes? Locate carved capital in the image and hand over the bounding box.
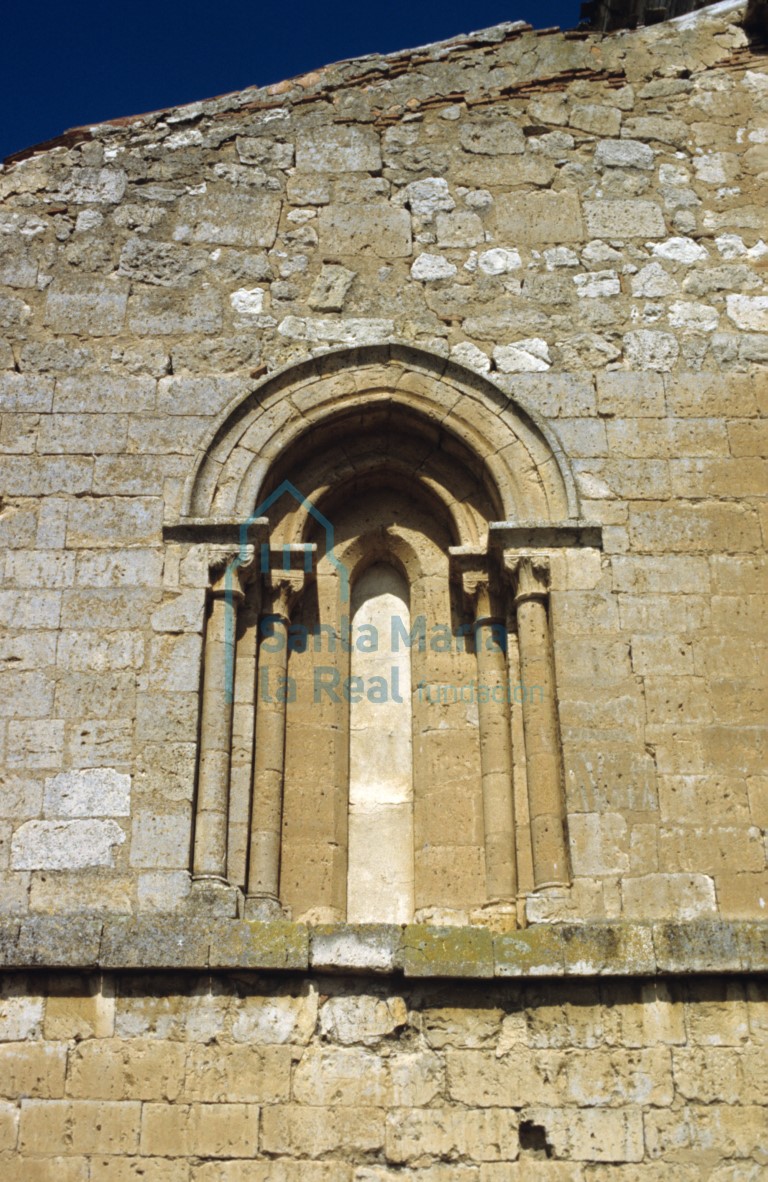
[264,570,308,620]
[461,569,493,621]
[208,545,256,601]
[259,543,317,619]
[504,553,550,605]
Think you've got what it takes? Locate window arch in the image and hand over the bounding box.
[172,346,587,928]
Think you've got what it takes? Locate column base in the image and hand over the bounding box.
[413,907,470,927]
[525,883,572,926]
[470,900,519,933]
[243,894,286,921]
[189,877,240,918]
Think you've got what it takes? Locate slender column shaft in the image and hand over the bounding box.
[514,558,569,889]
[247,613,289,899]
[193,588,238,881]
[226,585,260,890]
[467,576,518,906]
[247,576,300,906]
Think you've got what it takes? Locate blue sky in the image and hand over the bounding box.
[2,1,580,160]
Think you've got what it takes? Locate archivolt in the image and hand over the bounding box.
[181,343,579,528]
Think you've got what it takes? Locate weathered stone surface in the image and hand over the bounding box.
[492,192,583,244]
[11,820,126,870]
[307,265,356,312]
[402,926,494,979]
[177,189,282,248]
[494,926,566,977]
[296,124,381,171]
[318,204,411,257]
[584,200,666,239]
[100,917,212,968]
[43,769,131,817]
[15,916,103,966]
[311,925,402,974]
[210,921,309,970]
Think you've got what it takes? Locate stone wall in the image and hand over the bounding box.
[1,969,766,1178]
[1,0,767,1172]
[0,0,765,923]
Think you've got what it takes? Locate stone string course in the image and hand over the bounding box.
[0,917,767,976]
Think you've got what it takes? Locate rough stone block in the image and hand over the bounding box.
[100,917,212,968]
[210,921,309,970]
[43,769,131,818]
[402,925,494,979]
[310,924,402,974]
[44,277,129,336]
[296,125,381,172]
[318,204,411,257]
[492,192,583,244]
[14,916,103,967]
[584,200,666,239]
[11,821,126,871]
[494,926,565,978]
[653,920,743,973]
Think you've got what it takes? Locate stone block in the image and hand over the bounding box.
[584,200,666,239]
[492,192,583,244]
[459,119,525,155]
[385,1107,519,1164]
[522,1105,644,1162]
[128,813,191,869]
[140,1102,258,1158]
[292,1047,441,1108]
[562,924,655,976]
[310,924,402,973]
[68,1038,186,1101]
[182,1044,291,1103]
[178,189,281,248]
[230,990,318,1046]
[622,874,717,921]
[318,204,411,258]
[100,917,212,968]
[11,821,125,871]
[0,1042,67,1099]
[296,125,381,172]
[20,1099,141,1155]
[652,920,743,973]
[14,916,103,967]
[210,921,309,970]
[318,995,407,1046]
[446,1049,561,1107]
[43,974,115,1040]
[570,105,622,137]
[43,768,131,817]
[44,277,129,336]
[127,290,223,336]
[87,1161,189,1182]
[261,1105,385,1156]
[494,926,565,978]
[402,925,494,979]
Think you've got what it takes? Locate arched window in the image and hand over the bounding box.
[173,347,588,929]
[347,563,414,924]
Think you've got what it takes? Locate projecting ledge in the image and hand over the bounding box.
[0,917,766,978]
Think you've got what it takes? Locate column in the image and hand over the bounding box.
[463,569,518,911]
[192,554,246,885]
[509,555,570,890]
[226,580,261,890]
[245,569,305,918]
